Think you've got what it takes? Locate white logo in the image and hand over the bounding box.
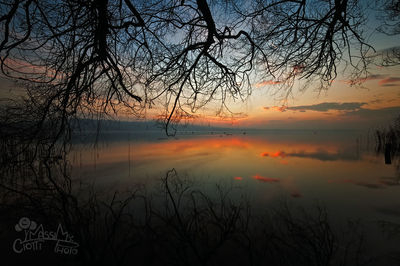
[13,217,79,255]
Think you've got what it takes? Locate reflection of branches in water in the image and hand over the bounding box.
[377,219,400,264]
[0,142,397,265]
[374,115,400,173]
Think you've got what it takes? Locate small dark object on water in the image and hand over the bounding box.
[385,143,391,165]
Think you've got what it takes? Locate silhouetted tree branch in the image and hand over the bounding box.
[0,0,384,136]
[376,0,400,66]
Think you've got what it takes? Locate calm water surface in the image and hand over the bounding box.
[70,130,399,225]
[68,129,400,257]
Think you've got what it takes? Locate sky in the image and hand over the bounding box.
[193,22,400,130]
[177,51,400,130]
[234,62,400,130]
[0,1,399,131]
[141,2,400,130]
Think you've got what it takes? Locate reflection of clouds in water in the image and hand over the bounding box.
[329,176,400,190]
[328,179,382,189]
[379,176,400,186]
[279,160,289,165]
[355,182,383,189]
[290,192,302,198]
[260,151,287,158]
[288,147,359,161]
[261,148,359,162]
[251,174,303,198]
[253,174,280,183]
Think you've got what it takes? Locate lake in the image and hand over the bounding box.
[70,129,399,224]
[4,128,399,265]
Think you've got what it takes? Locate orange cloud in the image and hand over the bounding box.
[378,77,400,86]
[271,106,287,112]
[254,80,282,88]
[234,176,243,180]
[253,174,280,183]
[262,106,288,112]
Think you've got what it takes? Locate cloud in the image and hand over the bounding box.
[369,98,383,104]
[2,57,62,80]
[253,174,280,183]
[261,148,358,162]
[254,80,283,88]
[264,102,366,113]
[343,106,400,119]
[287,102,366,112]
[252,105,400,130]
[286,149,358,161]
[343,74,386,84]
[378,77,400,86]
[270,106,288,112]
[341,72,400,86]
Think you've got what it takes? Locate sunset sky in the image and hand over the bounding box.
[173,57,400,130]
[188,27,400,129]
[0,4,399,131]
[237,62,400,129]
